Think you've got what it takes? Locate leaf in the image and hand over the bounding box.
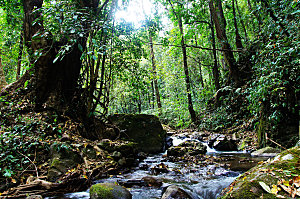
[11,178,17,183]
[259,181,271,193]
[271,185,279,195]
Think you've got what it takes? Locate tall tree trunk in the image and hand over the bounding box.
[209,0,241,86]
[149,35,162,111]
[16,30,23,80]
[178,16,197,123]
[235,0,248,42]
[23,0,82,112]
[0,49,7,90]
[209,11,220,91]
[232,0,243,50]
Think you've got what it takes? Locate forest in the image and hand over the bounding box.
[0,0,299,198]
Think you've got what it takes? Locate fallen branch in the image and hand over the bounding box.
[17,151,39,178]
[265,133,300,159]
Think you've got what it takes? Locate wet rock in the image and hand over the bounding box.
[109,114,166,153]
[142,176,162,187]
[190,131,203,141]
[208,134,237,151]
[161,185,193,199]
[26,195,43,199]
[213,136,237,151]
[90,183,132,199]
[137,152,147,160]
[151,163,169,175]
[251,146,280,157]
[139,163,149,170]
[118,179,147,188]
[167,141,207,157]
[47,143,83,182]
[208,134,222,148]
[165,137,173,149]
[221,147,300,199]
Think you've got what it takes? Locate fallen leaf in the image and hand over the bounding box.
[271,185,279,195]
[259,181,271,193]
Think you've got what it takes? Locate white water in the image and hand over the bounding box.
[48,135,265,199]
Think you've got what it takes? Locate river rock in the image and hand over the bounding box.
[167,141,207,157]
[26,195,43,199]
[109,114,166,153]
[208,134,237,151]
[251,146,280,157]
[142,176,163,187]
[221,146,300,199]
[161,185,193,199]
[90,183,132,199]
[47,143,83,182]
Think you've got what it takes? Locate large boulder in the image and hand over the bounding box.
[251,146,281,157]
[220,147,300,199]
[208,134,237,151]
[47,143,83,182]
[109,114,166,153]
[167,141,207,157]
[90,183,132,199]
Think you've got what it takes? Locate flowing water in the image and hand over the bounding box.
[49,135,268,199]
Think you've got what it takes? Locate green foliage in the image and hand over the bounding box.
[247,0,299,129]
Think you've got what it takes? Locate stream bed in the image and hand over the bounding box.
[50,135,268,199]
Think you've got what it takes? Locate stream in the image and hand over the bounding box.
[50,134,268,199]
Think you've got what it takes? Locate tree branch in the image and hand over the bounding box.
[150,43,244,52]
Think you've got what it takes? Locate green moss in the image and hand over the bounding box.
[90,184,114,199]
[51,158,62,168]
[220,147,300,199]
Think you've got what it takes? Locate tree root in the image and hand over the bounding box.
[1,172,91,198]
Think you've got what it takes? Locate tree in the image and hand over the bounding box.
[21,0,114,139]
[146,19,162,113]
[168,1,197,123]
[0,49,7,90]
[209,0,240,86]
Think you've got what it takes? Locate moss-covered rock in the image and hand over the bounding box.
[109,114,166,153]
[220,146,300,199]
[47,143,83,182]
[89,183,132,199]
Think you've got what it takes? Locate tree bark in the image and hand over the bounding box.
[232,0,244,50]
[178,16,197,123]
[209,0,241,86]
[209,11,220,91]
[149,35,162,111]
[16,30,24,80]
[0,49,7,90]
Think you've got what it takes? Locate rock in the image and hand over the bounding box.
[83,144,97,159]
[150,163,169,175]
[165,137,173,149]
[25,195,43,199]
[221,147,300,199]
[142,176,162,187]
[109,114,166,153]
[167,141,207,157]
[213,136,237,151]
[251,146,280,157]
[118,179,147,188]
[90,183,132,199]
[47,143,83,182]
[161,185,193,199]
